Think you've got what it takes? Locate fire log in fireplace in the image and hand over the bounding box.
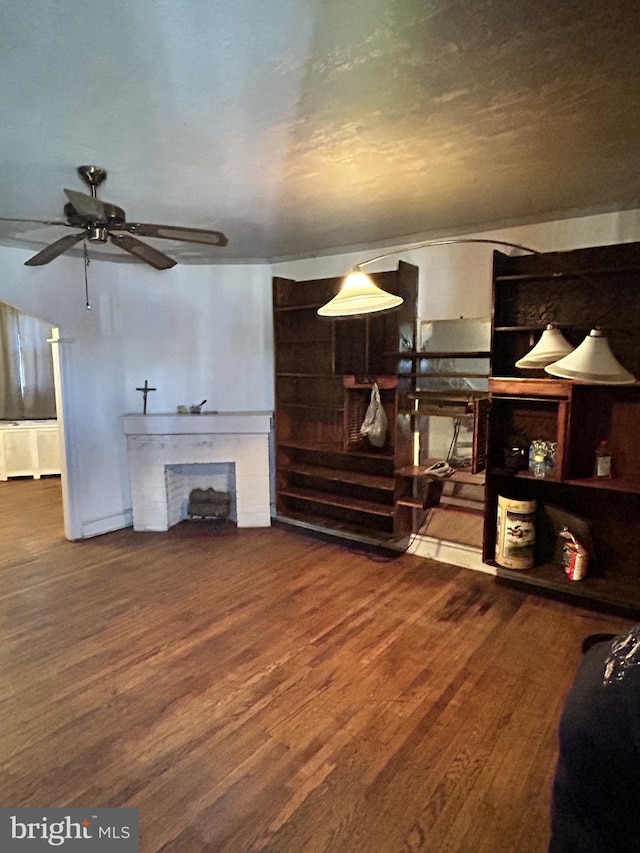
[187,488,232,520]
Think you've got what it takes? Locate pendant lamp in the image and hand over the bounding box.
[515,324,574,369]
[545,328,636,384]
[317,269,403,317]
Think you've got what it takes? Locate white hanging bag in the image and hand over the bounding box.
[360,382,387,448]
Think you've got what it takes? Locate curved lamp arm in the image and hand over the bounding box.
[355,237,539,271]
[317,237,539,317]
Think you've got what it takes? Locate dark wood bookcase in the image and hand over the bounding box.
[273,262,417,544]
[484,241,640,617]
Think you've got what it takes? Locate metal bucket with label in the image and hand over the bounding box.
[495,496,536,570]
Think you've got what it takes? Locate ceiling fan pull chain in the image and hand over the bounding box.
[84,243,92,310]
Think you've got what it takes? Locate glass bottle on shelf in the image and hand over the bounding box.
[529,440,556,478]
[594,440,612,478]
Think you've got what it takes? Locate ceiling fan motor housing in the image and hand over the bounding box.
[88,225,108,243]
[65,201,126,230]
[100,202,126,226]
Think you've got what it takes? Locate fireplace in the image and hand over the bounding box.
[166,462,235,525]
[122,412,272,531]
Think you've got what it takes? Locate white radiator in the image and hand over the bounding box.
[0,420,61,481]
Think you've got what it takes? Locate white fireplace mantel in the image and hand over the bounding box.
[122,411,272,436]
[122,412,273,531]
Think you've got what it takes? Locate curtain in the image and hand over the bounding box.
[0,302,56,420]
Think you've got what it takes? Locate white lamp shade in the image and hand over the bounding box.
[515,325,575,368]
[545,328,636,384]
[317,270,403,317]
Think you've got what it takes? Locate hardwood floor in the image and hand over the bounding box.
[0,478,632,852]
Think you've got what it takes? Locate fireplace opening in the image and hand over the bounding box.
[165,462,236,527]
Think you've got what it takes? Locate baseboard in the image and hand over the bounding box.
[272,515,402,553]
[406,533,495,576]
[274,514,494,575]
[79,509,133,539]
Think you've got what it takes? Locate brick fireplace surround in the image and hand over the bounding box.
[121,412,272,532]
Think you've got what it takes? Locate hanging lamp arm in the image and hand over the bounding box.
[353,238,540,271]
[319,237,540,318]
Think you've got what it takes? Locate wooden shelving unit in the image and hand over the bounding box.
[272,263,417,544]
[484,241,640,617]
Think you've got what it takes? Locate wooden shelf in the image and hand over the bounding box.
[276,402,345,412]
[403,372,489,380]
[493,324,593,333]
[408,390,487,399]
[281,462,395,492]
[395,464,429,478]
[493,561,640,619]
[489,376,573,397]
[273,302,329,311]
[494,264,640,282]
[393,350,491,358]
[395,463,484,485]
[485,241,640,616]
[278,486,394,518]
[276,372,339,378]
[488,467,563,484]
[278,441,394,463]
[564,476,640,494]
[273,513,400,546]
[273,264,418,542]
[343,374,398,390]
[276,338,333,344]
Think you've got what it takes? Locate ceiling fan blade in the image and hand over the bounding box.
[24,232,86,266]
[64,188,106,218]
[123,222,228,247]
[0,216,66,226]
[110,234,176,270]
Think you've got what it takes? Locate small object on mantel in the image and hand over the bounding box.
[135,379,156,414]
[177,405,188,414]
[190,399,207,415]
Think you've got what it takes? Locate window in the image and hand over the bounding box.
[0,302,56,420]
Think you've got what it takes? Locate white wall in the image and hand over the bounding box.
[0,246,273,539]
[118,263,273,413]
[1,207,638,539]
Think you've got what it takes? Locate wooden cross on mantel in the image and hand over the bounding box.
[136,379,156,414]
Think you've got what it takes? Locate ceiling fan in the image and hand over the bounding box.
[1,165,228,269]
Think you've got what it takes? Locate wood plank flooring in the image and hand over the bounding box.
[0,478,632,852]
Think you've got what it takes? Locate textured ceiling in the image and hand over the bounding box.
[1,0,639,265]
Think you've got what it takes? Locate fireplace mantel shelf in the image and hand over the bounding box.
[122,411,272,436]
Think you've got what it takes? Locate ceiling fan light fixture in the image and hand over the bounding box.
[515,324,575,369]
[317,269,403,317]
[545,328,636,384]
